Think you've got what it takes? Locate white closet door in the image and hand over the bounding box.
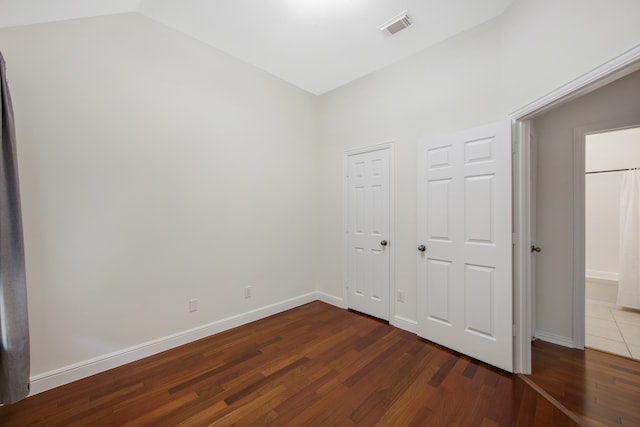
[347,147,391,321]
[417,121,513,372]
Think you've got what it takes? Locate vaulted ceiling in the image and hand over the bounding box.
[0,0,515,94]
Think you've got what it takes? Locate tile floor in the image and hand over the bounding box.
[585,299,640,360]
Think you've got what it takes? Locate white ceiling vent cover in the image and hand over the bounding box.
[378,11,412,36]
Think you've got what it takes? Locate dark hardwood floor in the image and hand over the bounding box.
[0,301,630,426]
[529,340,640,427]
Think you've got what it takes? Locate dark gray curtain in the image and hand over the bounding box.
[0,51,30,404]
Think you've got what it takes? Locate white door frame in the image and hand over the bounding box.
[343,142,395,321]
[511,44,640,374]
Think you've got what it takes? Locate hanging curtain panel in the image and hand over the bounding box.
[0,52,30,404]
[617,169,640,310]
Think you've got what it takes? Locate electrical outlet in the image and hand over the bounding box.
[397,290,405,303]
[189,299,198,312]
[244,286,252,299]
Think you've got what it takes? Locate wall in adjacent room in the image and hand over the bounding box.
[532,71,640,341]
[585,128,640,279]
[584,128,640,303]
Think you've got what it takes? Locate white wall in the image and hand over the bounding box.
[585,128,640,280]
[533,71,640,341]
[0,13,320,377]
[317,0,640,328]
[586,173,622,279]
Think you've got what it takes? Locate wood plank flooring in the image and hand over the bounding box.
[0,301,606,426]
[530,340,640,427]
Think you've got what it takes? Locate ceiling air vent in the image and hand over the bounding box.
[378,11,412,36]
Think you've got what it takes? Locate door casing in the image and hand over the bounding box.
[511,44,640,374]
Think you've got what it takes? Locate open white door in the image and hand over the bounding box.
[417,121,513,372]
[346,146,391,321]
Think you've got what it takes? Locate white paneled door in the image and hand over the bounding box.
[417,121,513,372]
[347,146,391,321]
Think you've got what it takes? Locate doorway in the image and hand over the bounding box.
[584,127,640,360]
[530,71,640,362]
[345,143,394,321]
[529,69,640,353]
[511,45,640,374]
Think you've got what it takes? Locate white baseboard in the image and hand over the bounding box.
[586,298,618,308]
[586,269,619,283]
[316,291,346,308]
[29,292,318,396]
[391,315,417,334]
[534,330,576,349]
[28,291,419,396]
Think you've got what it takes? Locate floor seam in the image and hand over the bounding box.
[518,374,589,427]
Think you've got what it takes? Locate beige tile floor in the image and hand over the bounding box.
[585,300,640,360]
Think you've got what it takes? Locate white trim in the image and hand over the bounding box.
[316,291,346,308]
[342,153,350,306]
[572,127,586,350]
[391,316,417,334]
[343,142,396,322]
[29,292,317,396]
[585,298,618,308]
[512,44,640,120]
[512,120,532,374]
[389,145,396,324]
[344,142,395,157]
[585,270,619,283]
[28,291,412,396]
[533,331,575,349]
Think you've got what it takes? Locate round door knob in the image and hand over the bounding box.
[531,245,542,253]
[380,240,388,246]
[418,245,426,252]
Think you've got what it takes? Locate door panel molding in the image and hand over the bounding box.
[344,142,395,321]
[417,121,513,372]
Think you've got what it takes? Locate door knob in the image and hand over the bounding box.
[531,245,542,253]
[418,245,426,252]
[380,240,388,246]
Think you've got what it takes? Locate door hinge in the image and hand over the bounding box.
[512,324,517,337]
